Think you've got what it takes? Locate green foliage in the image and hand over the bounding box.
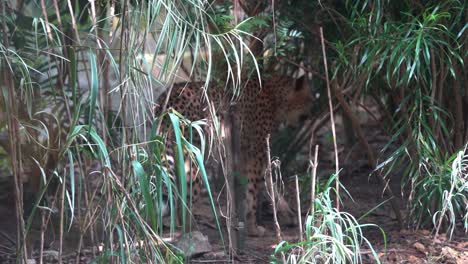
[206,2,269,34]
[237,15,270,33]
[418,145,467,237]
[326,0,467,233]
[272,174,384,264]
[350,3,463,88]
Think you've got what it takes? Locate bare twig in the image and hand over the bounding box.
[319,27,340,210]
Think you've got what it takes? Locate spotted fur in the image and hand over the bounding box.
[156,75,312,236]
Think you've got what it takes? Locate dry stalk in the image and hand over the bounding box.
[319,27,340,210]
[310,145,319,215]
[1,3,27,261]
[66,0,81,45]
[39,0,53,41]
[265,134,285,263]
[295,175,303,241]
[58,173,66,264]
[223,107,237,257]
[39,209,46,264]
[89,0,102,49]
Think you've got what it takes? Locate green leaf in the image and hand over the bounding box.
[132,159,157,230]
[168,113,187,229]
[181,136,225,247]
[88,50,98,132]
[115,224,126,264]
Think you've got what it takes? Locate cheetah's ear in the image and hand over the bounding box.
[294,75,307,91]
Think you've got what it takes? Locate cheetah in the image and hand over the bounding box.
[156,75,313,236]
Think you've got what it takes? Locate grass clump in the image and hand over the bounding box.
[272,176,384,264]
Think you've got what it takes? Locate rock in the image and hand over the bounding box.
[173,231,212,258]
[413,242,427,255]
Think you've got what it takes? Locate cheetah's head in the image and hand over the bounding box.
[284,76,313,127]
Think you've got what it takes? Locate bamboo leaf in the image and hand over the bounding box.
[168,112,187,229]
[132,159,158,230]
[88,50,98,132]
